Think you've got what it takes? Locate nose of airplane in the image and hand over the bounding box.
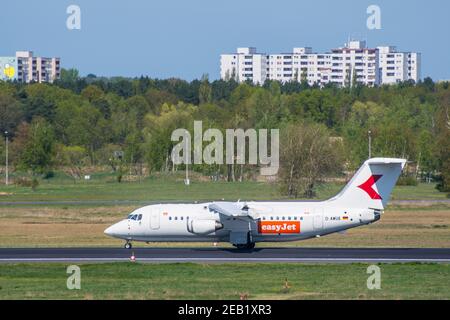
[104,225,115,236]
[104,221,126,237]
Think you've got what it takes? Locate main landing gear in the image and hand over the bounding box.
[232,231,256,250]
[124,242,132,249]
[234,242,255,250]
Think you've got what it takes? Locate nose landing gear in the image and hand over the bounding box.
[124,242,132,249]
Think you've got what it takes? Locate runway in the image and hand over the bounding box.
[1,247,450,263]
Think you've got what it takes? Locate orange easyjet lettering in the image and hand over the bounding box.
[258,221,300,234]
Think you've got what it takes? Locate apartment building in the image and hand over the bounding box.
[220,47,267,84]
[221,41,420,87]
[330,40,379,87]
[0,51,61,83]
[378,46,421,84]
[266,47,332,86]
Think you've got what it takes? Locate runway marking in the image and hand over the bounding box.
[1,258,450,263]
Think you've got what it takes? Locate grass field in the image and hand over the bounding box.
[0,172,448,202]
[0,204,449,248]
[0,262,449,299]
[0,173,448,248]
[0,174,448,301]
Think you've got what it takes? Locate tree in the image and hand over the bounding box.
[300,68,308,89]
[143,102,196,173]
[435,101,450,193]
[198,74,212,104]
[341,101,384,166]
[60,68,80,83]
[279,122,343,198]
[144,88,178,113]
[351,67,358,90]
[248,85,287,129]
[0,70,446,190]
[421,77,435,92]
[57,145,88,180]
[124,131,144,170]
[125,94,151,115]
[81,84,104,102]
[18,118,56,175]
[21,84,58,121]
[211,78,238,101]
[0,91,23,134]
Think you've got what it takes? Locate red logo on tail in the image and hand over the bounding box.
[358,175,383,200]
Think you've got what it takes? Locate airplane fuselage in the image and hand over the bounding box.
[105,201,380,244]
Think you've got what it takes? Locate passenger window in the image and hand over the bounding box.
[174,217,178,220]
[288,216,291,220]
[169,217,172,221]
[180,216,184,220]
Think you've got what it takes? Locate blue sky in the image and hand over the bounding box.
[1,0,449,80]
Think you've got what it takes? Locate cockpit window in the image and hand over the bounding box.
[127,213,143,221]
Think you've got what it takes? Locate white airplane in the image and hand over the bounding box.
[104,158,406,250]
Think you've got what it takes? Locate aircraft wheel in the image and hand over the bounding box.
[124,242,132,249]
[235,243,255,250]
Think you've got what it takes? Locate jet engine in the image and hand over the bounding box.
[187,219,224,235]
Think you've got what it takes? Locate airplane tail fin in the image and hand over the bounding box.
[327,158,407,210]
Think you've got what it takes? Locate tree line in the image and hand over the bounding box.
[0,69,449,197]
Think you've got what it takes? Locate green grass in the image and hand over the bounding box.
[1,204,449,248]
[0,171,446,203]
[0,179,279,202]
[0,263,449,300]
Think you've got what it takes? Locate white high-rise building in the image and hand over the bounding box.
[220,41,421,87]
[329,40,379,87]
[267,48,333,86]
[267,52,295,83]
[220,47,267,84]
[378,46,421,84]
[0,51,60,83]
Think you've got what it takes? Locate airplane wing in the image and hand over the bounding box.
[208,202,255,219]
